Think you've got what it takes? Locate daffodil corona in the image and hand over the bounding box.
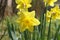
[44,0,57,6]
[16,11,40,32]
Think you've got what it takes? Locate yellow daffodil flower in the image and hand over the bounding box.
[44,0,57,6]
[46,5,60,22]
[46,11,51,22]
[16,0,32,10]
[16,11,40,32]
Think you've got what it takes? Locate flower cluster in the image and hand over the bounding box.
[15,0,40,32]
[15,0,59,32]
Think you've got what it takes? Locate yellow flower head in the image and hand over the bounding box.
[16,0,32,10]
[16,11,40,32]
[44,0,57,6]
[46,10,51,22]
[46,5,60,22]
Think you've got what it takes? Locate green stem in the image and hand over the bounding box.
[54,25,60,40]
[40,13,44,40]
[41,5,48,40]
[42,14,46,40]
[47,16,52,40]
[24,31,29,40]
